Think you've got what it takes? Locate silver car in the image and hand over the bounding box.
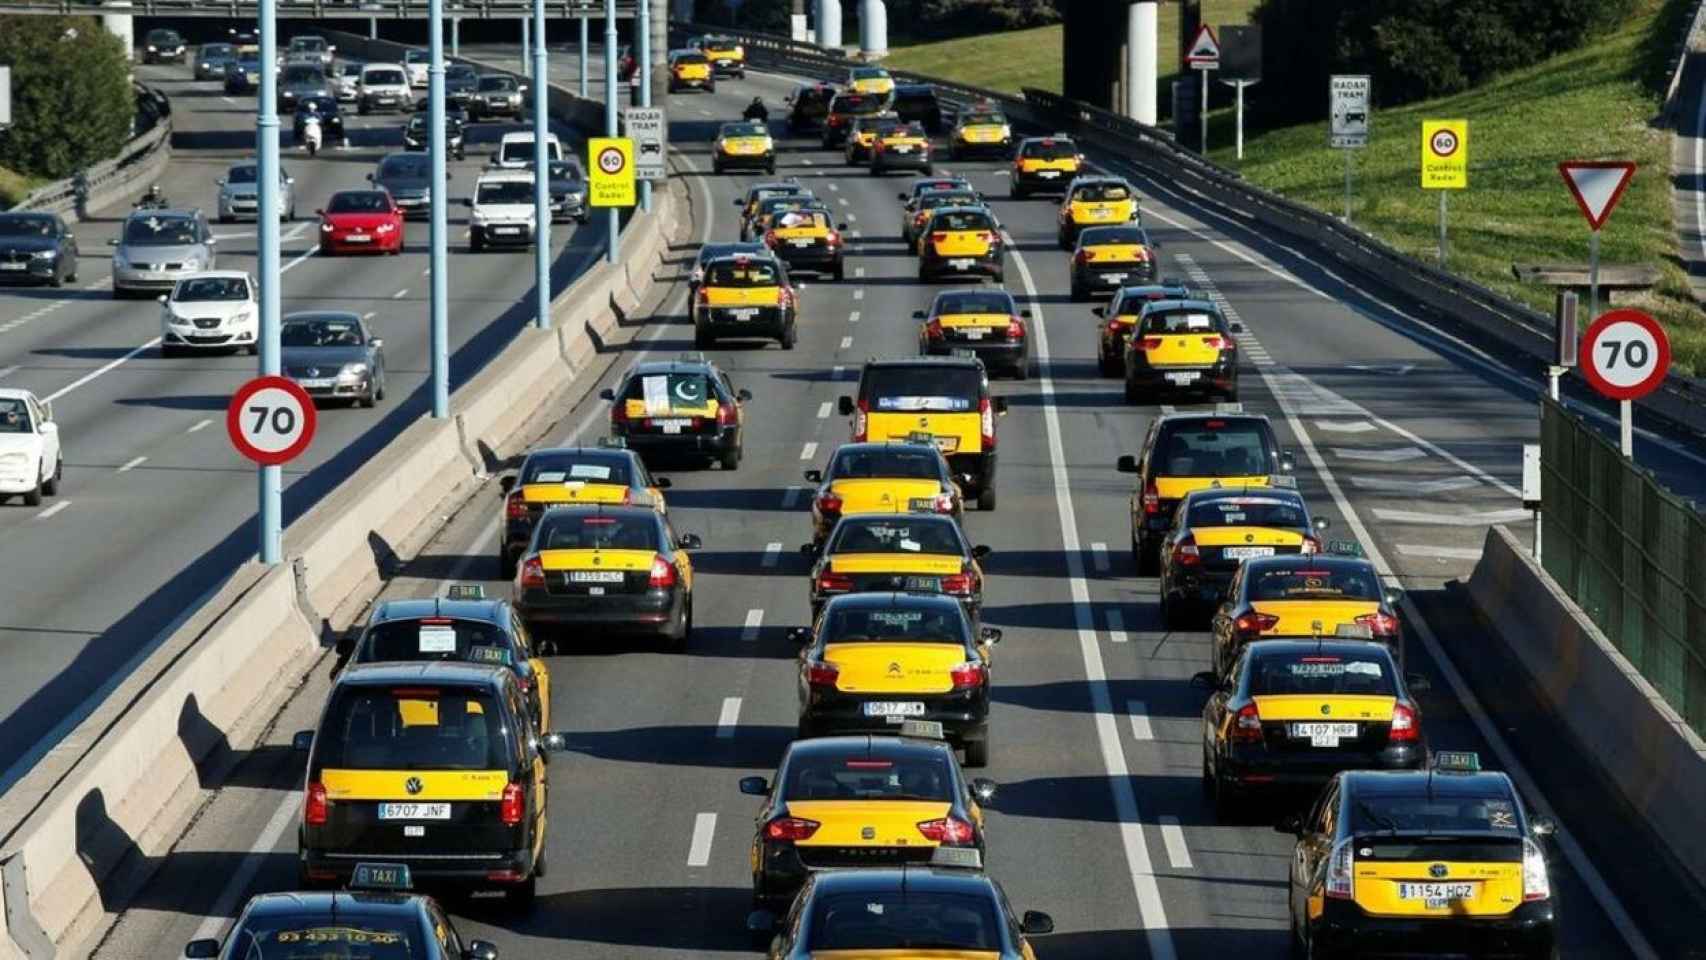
[280,311,387,407]
[109,210,216,298]
[333,61,363,102]
[217,163,297,223]
[195,43,236,81]
[287,35,334,73]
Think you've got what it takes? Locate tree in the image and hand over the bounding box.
[0,16,134,181]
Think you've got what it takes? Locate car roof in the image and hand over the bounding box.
[367,597,511,627]
[1245,638,1393,662]
[1155,411,1270,429]
[242,891,427,919]
[1071,175,1129,186]
[524,445,636,463]
[1143,298,1219,313]
[124,208,200,221]
[863,355,984,370]
[821,591,965,614]
[283,309,363,323]
[500,130,559,143]
[628,358,719,377]
[335,660,510,688]
[0,387,35,401]
[1242,553,1372,573]
[809,866,995,895]
[785,733,955,763]
[477,170,535,184]
[1181,485,1303,506]
[1343,768,1515,800]
[538,502,661,521]
[179,269,249,280]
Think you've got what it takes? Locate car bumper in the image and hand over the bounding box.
[773,243,840,269]
[617,424,740,459]
[1125,362,1238,396]
[802,694,987,743]
[946,451,997,494]
[696,305,791,337]
[163,325,257,349]
[113,268,194,291]
[325,230,400,252]
[670,77,713,89]
[0,260,60,283]
[1219,743,1425,793]
[551,197,588,222]
[1075,261,1157,291]
[0,464,41,493]
[514,585,685,635]
[359,95,409,112]
[708,59,745,76]
[714,151,774,170]
[473,224,535,246]
[1310,898,1556,958]
[292,375,374,400]
[922,338,1026,372]
[873,150,931,170]
[921,250,1003,279]
[1014,170,1072,192]
[392,197,430,220]
[299,847,536,889]
[954,137,1011,155]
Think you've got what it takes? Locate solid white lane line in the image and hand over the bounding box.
[280,244,319,275]
[1090,541,1109,573]
[716,697,742,739]
[816,401,832,419]
[187,418,213,433]
[762,541,782,567]
[1106,608,1128,644]
[741,608,764,642]
[391,288,408,299]
[189,791,300,943]
[839,335,853,349]
[1698,83,1706,263]
[1316,420,1375,433]
[686,812,717,867]
[1371,506,1532,527]
[220,95,235,104]
[848,310,860,323]
[1125,700,1153,740]
[1158,817,1193,869]
[118,456,147,473]
[43,338,161,404]
[1395,543,1484,561]
[36,501,70,520]
[782,484,805,509]
[0,365,17,380]
[800,441,817,461]
[851,288,863,300]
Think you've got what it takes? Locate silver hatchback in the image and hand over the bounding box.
[109,210,217,298]
[217,163,297,222]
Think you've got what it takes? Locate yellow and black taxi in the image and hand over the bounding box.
[790,593,1000,762]
[292,661,565,906]
[1194,640,1427,819]
[896,175,974,228]
[746,847,1055,959]
[601,355,753,468]
[741,720,998,910]
[496,441,671,578]
[784,81,838,133]
[745,194,832,243]
[915,286,1031,380]
[512,503,700,647]
[805,436,963,545]
[691,239,767,296]
[1157,485,1330,629]
[1010,134,1085,199]
[345,589,553,731]
[1210,550,1404,675]
[1278,753,1558,960]
[667,48,716,93]
[840,355,1007,510]
[870,120,934,175]
[713,120,777,175]
[692,251,800,349]
[900,185,981,251]
[1057,175,1141,248]
[917,205,1006,283]
[1070,223,1159,302]
[949,101,1013,160]
[847,64,896,97]
[844,111,902,165]
[1117,408,1296,573]
[763,207,847,281]
[806,512,990,618]
[1092,278,1195,376]
[1121,298,1243,403]
[822,91,891,148]
[736,178,810,238]
[183,862,499,960]
[697,34,747,77]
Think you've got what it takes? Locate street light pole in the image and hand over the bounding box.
[638,0,651,212]
[579,11,589,98]
[533,0,552,328]
[429,0,449,417]
[257,0,282,564]
[604,0,620,262]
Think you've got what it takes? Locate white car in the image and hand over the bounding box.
[404,48,430,88]
[0,389,62,507]
[159,271,259,356]
[357,63,412,115]
[333,61,363,102]
[493,131,563,170]
[466,170,537,252]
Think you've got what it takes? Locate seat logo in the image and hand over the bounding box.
[593,555,602,565]
[404,777,423,795]
[1429,863,1449,879]
[918,417,929,428]
[861,826,876,840]
[1244,533,1255,543]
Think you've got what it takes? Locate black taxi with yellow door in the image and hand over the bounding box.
[736,179,809,238]
[601,355,752,469]
[1156,485,1330,629]
[1069,223,1159,301]
[691,252,800,349]
[915,286,1030,379]
[840,355,1007,510]
[902,187,983,252]
[823,91,891,149]
[1010,134,1084,199]
[806,512,991,620]
[1092,278,1194,376]
[1122,298,1242,403]
[917,205,1006,283]
[1210,549,1405,675]
[495,440,670,578]
[805,435,963,546]
[870,120,934,175]
[1057,175,1140,248]
[845,111,902,164]
[763,207,847,280]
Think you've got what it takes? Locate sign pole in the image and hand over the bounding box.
[605,0,620,262]
[1589,228,1600,325]
[429,0,450,416]
[1621,399,1633,458]
[257,0,282,565]
[1198,71,1208,154]
[532,0,552,329]
[638,0,652,213]
[1234,80,1245,160]
[1437,189,1447,268]
[579,12,589,98]
[1344,150,1353,223]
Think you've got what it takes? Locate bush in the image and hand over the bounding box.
[0,16,134,182]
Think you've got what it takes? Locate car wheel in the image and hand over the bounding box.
[962,733,990,769]
[712,159,724,174]
[359,380,376,408]
[668,598,692,651]
[977,487,996,511]
[1098,353,1120,377]
[1011,185,1026,200]
[245,344,258,356]
[42,457,61,496]
[1012,359,1029,381]
[498,549,516,581]
[797,716,819,739]
[22,471,42,508]
[693,327,711,349]
[719,445,741,471]
[832,261,844,281]
[780,324,797,350]
[766,160,776,175]
[471,233,484,253]
[1124,375,1140,404]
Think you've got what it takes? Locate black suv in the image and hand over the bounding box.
[892,83,944,134]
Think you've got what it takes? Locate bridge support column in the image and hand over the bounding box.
[101,3,134,61]
[792,0,808,42]
[859,0,886,57]
[816,0,842,50]
[1126,1,1156,125]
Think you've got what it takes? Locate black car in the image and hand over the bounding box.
[292,95,345,143]
[784,81,836,133]
[823,92,890,148]
[521,159,588,224]
[469,74,525,120]
[511,504,700,645]
[891,83,944,133]
[224,57,264,94]
[1157,486,1326,627]
[0,213,78,288]
[690,240,766,295]
[142,28,185,64]
[763,208,846,280]
[1121,298,1242,404]
[445,62,480,107]
[1070,223,1158,300]
[403,111,466,160]
[692,253,800,349]
[1093,279,1196,376]
[599,356,751,469]
[807,513,991,619]
[915,287,1029,378]
[278,63,330,110]
[279,310,386,407]
[496,442,669,577]
[368,152,433,219]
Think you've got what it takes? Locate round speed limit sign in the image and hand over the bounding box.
[226,375,317,466]
[1580,308,1671,401]
[1430,128,1459,158]
[596,145,626,176]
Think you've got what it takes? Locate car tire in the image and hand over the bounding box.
[832,261,844,281]
[977,487,996,512]
[359,382,376,408]
[922,164,934,176]
[713,159,724,175]
[471,233,485,253]
[245,344,258,356]
[1069,284,1085,302]
[498,549,516,581]
[797,717,819,740]
[780,324,797,350]
[1210,769,1241,822]
[668,598,692,652]
[1124,376,1140,404]
[765,160,776,175]
[962,734,990,769]
[694,328,712,349]
[21,472,42,508]
[1160,592,1184,632]
[1013,359,1029,381]
[1011,185,1027,200]
[1098,353,1120,378]
[719,445,741,471]
[42,457,61,497]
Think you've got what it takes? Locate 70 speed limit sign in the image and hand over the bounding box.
[1580,308,1670,401]
[227,375,317,466]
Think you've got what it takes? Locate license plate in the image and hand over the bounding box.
[729,307,759,319]
[1103,273,1126,284]
[949,258,975,270]
[654,417,691,434]
[297,378,334,388]
[378,802,450,820]
[962,329,986,340]
[790,239,814,247]
[570,570,624,583]
[903,576,941,591]
[892,144,912,153]
[0,263,25,271]
[345,234,371,243]
[1038,170,1060,178]
[1398,882,1477,906]
[1289,722,1358,747]
[933,436,959,452]
[1222,546,1274,560]
[493,226,520,235]
[863,701,925,717]
[1165,372,1200,385]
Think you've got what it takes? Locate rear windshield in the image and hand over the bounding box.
[828,446,943,481]
[830,94,886,116]
[829,517,962,555]
[698,242,765,265]
[704,259,781,286]
[1351,794,1524,836]
[622,370,719,410]
[175,277,248,302]
[674,52,708,65]
[1074,182,1132,202]
[1248,565,1381,602]
[358,618,514,667]
[1082,227,1146,246]
[281,315,365,346]
[883,122,926,138]
[894,87,938,103]
[929,210,994,232]
[807,892,1000,951]
[1188,496,1304,528]
[861,365,982,412]
[535,513,660,551]
[147,30,180,43]
[1141,310,1223,335]
[226,914,417,959]
[447,64,478,82]
[821,603,965,645]
[784,750,955,801]
[934,290,1012,316]
[1154,422,1273,476]
[774,210,829,231]
[316,686,506,771]
[126,216,199,245]
[521,453,632,486]
[327,191,390,213]
[1021,139,1076,160]
[1249,652,1395,696]
[919,192,979,211]
[1114,287,1188,314]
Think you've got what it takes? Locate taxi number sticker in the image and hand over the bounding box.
[276,929,403,945]
[569,464,613,480]
[419,626,456,654]
[469,644,511,664]
[904,575,940,591]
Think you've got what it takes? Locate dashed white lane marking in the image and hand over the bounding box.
[803,158,814,165]
[1090,541,1109,573]
[850,229,863,239]
[800,441,818,461]
[220,95,235,104]
[1372,506,1532,527]
[0,365,17,380]
[782,484,805,509]
[36,500,70,520]
[421,268,431,276]
[362,311,376,320]
[696,108,712,116]
[838,335,853,350]
[686,812,717,866]
[1396,543,1483,561]
[188,785,300,944]
[854,266,866,278]
[1158,817,1193,869]
[851,288,863,300]
[827,183,839,192]
[44,338,161,403]
[816,401,832,419]
[1317,420,1375,433]
[391,288,408,299]
[838,197,849,206]
[762,541,782,568]
[716,697,742,739]
[1106,608,1128,644]
[1332,446,1425,463]
[118,456,147,473]
[1125,700,1153,740]
[846,213,857,223]
[848,310,860,323]
[1347,474,1478,495]
[741,608,764,642]
[187,418,213,433]
[1159,404,1177,415]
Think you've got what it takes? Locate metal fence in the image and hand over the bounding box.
[1541,396,1706,736]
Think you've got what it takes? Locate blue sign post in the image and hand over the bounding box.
[637,0,651,212]
[532,0,552,329]
[256,0,282,564]
[429,0,450,418]
[604,0,620,262]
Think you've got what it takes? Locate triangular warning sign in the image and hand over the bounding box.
[1185,24,1221,65]
[1559,160,1636,231]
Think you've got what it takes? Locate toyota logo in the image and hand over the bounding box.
[1429,863,1449,879]
[404,777,423,795]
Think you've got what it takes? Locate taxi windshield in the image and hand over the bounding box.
[704,259,780,286]
[935,291,1012,316]
[1249,566,1381,602]
[1188,497,1304,528]
[175,277,249,302]
[962,111,1006,126]
[784,751,954,801]
[919,192,979,211]
[1249,652,1395,696]
[829,518,962,555]
[1021,139,1076,160]
[1156,422,1273,476]
[1075,182,1132,202]
[807,891,1001,951]
[822,604,964,644]
[317,687,505,770]
[722,122,767,138]
[537,513,660,551]
[228,917,415,959]
[1350,794,1524,837]
[523,454,631,486]
[862,366,981,412]
[829,448,942,481]
[125,217,198,245]
[930,210,994,232]
[281,316,364,347]
[358,618,513,666]
[1142,310,1222,335]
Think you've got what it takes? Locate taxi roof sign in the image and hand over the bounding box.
[1433,751,1482,773]
[927,846,983,869]
[596,436,628,449]
[900,719,945,740]
[1324,539,1364,557]
[349,862,412,891]
[445,584,485,601]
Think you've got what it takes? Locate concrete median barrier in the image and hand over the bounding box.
[1466,525,1706,895]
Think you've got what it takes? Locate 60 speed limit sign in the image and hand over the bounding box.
[1580,308,1671,401]
[227,375,317,466]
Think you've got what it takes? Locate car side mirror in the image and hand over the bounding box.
[370,337,383,349]
[737,388,753,402]
[184,939,221,959]
[1275,813,1303,836]
[970,777,997,804]
[739,775,770,796]
[911,310,926,320]
[215,177,228,186]
[1313,517,1331,531]
[799,543,816,555]
[746,910,778,934]
[980,626,1002,644]
[1405,673,1432,693]
[837,396,855,416]
[971,545,992,559]
[677,533,703,550]
[107,238,119,246]
[803,469,823,483]
[896,192,908,201]
[1116,454,1138,473]
[314,208,325,217]
[837,222,848,231]
[993,398,1008,415]
[1019,911,1054,936]
[732,197,745,206]
[156,294,169,304]
[787,626,812,645]
[1190,670,1219,689]
[1530,816,1556,839]
[1229,321,1244,333]
[462,941,499,960]
[540,732,569,752]
[498,475,517,493]
[1384,588,1404,606]
[462,198,473,207]
[1021,309,1033,319]
[1280,450,1297,474]
[364,173,374,182]
[334,632,353,656]
[653,476,672,489]
[291,730,315,752]
[599,388,616,401]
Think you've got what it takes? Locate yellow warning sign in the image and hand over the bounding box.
[588,137,635,208]
[1421,120,1467,190]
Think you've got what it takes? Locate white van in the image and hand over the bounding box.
[493,131,563,170]
[357,62,412,115]
[466,170,538,252]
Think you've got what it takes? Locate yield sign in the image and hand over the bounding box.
[1185,24,1221,67]
[1558,160,1636,231]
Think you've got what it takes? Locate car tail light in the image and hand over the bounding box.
[1388,702,1419,742]
[930,231,948,247]
[1202,336,1223,348]
[1141,482,1160,515]
[942,572,975,597]
[827,231,841,246]
[649,554,677,588]
[518,556,545,590]
[1231,702,1262,743]
[931,493,955,513]
[304,781,328,825]
[717,402,738,427]
[1007,316,1025,339]
[1234,612,1279,634]
[948,660,984,689]
[853,399,869,441]
[916,816,975,845]
[976,231,996,245]
[609,399,628,425]
[805,660,839,689]
[1356,611,1400,637]
[765,816,821,842]
[500,782,524,825]
[516,674,534,697]
[1301,536,1322,555]
[1074,248,1091,265]
[1138,337,1163,350]
[1172,534,1200,567]
[505,490,528,519]
[980,397,995,450]
[1325,839,1354,899]
[1522,838,1551,901]
[776,286,792,308]
[924,318,944,341]
[1108,318,1126,334]
[816,492,843,514]
[817,571,853,592]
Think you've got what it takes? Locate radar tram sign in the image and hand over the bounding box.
[227,375,317,466]
[1580,308,1669,458]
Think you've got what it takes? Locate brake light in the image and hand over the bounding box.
[776,286,792,308]
[1355,611,1399,636]
[1325,839,1354,899]
[763,230,778,248]
[765,816,821,842]
[1172,534,1201,567]
[948,660,984,689]
[980,397,995,450]
[916,816,976,845]
[609,399,628,424]
[649,554,677,588]
[931,493,955,513]
[816,492,843,514]
[619,488,633,505]
[976,231,996,245]
[516,674,534,696]
[518,556,545,590]
[304,781,328,825]
[1522,838,1551,901]
[817,571,853,592]
[930,231,948,247]
[1074,248,1091,265]
[717,402,738,427]
[1007,317,1025,339]
[505,490,528,519]
[1138,337,1163,350]
[1231,702,1262,743]
[500,782,524,825]
[924,318,944,341]
[942,572,976,597]
[853,398,869,441]
[1234,612,1279,634]
[1108,318,1126,333]
[1141,482,1160,515]
[805,660,839,688]
[1202,336,1223,348]
[827,231,841,246]
[1388,702,1419,742]
[696,286,711,309]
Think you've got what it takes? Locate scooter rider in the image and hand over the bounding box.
[742,96,769,123]
[301,100,323,156]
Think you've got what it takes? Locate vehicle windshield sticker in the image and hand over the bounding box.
[468,644,510,664]
[871,611,925,626]
[641,375,671,416]
[419,626,457,654]
[898,538,922,552]
[1219,511,1247,523]
[569,464,613,480]
[875,395,971,412]
[275,927,403,945]
[866,902,884,916]
[1288,662,1346,677]
[531,470,568,483]
[1181,314,1213,329]
[1344,661,1381,676]
[1487,800,1517,828]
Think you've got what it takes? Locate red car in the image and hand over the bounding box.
[318,189,404,255]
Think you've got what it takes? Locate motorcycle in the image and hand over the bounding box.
[302,114,323,157]
[134,184,168,210]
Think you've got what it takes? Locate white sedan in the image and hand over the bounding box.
[159,271,258,356]
[0,388,63,507]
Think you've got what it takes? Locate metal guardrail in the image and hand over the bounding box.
[11,97,172,217]
[0,0,637,16]
[1661,0,1706,127]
